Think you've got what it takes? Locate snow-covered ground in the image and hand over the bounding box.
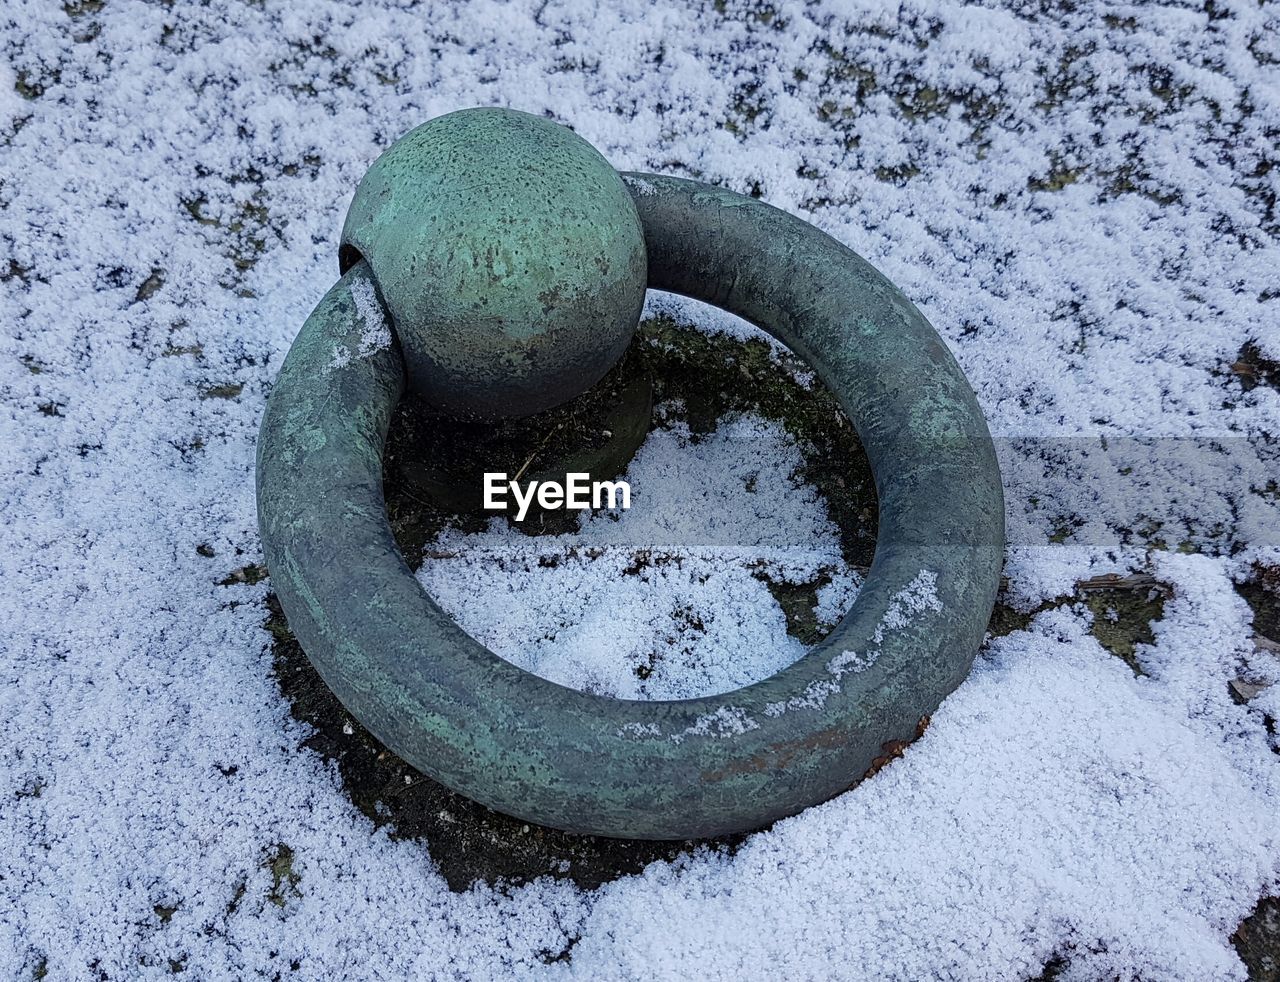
[3,0,1279,978]
[419,414,863,700]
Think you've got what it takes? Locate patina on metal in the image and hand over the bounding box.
[340,107,647,419]
[257,144,1005,839]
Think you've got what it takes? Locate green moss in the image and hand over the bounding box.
[161,343,202,358]
[819,44,877,100]
[1030,160,1083,192]
[181,197,220,228]
[1233,895,1280,982]
[1082,582,1169,676]
[987,577,1172,672]
[62,0,102,40]
[755,574,833,646]
[1105,169,1179,206]
[875,164,921,185]
[220,564,267,587]
[1238,565,1280,642]
[1048,524,1075,544]
[15,69,59,101]
[265,844,300,908]
[723,82,767,138]
[135,268,166,302]
[987,599,1052,638]
[1103,14,1138,30]
[897,86,946,121]
[264,607,292,643]
[181,189,279,285]
[199,383,243,401]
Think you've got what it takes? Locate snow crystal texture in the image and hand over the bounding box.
[420,416,858,700]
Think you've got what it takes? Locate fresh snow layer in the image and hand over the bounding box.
[419,415,860,700]
[2,0,1280,979]
[328,277,391,371]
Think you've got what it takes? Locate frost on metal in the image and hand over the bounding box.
[669,705,760,744]
[828,568,942,679]
[622,174,659,197]
[764,678,842,718]
[330,278,392,370]
[872,569,943,645]
[758,570,944,718]
[615,721,662,740]
[349,277,391,352]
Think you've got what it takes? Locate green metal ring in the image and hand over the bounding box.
[256,173,1004,840]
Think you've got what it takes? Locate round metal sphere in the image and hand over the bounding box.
[339,107,647,419]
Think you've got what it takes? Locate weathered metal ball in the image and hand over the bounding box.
[340,107,647,419]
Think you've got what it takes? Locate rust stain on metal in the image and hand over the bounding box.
[700,724,850,783]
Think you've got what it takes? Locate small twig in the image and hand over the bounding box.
[1075,573,1172,597]
[395,485,435,509]
[422,549,460,561]
[511,422,564,484]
